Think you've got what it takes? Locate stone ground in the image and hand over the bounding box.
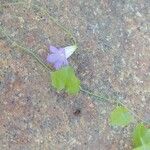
[0,0,150,149]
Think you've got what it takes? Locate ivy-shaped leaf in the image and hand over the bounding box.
[142,129,150,145]
[133,124,147,147]
[51,66,80,94]
[110,106,133,127]
[133,123,150,149]
[133,143,150,150]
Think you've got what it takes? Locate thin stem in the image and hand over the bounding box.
[80,86,148,124]
[1,2,77,46]
[80,86,110,102]
[41,8,77,46]
[0,26,50,71]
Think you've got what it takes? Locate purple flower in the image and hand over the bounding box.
[47,45,77,69]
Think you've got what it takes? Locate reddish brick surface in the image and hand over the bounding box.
[0,0,149,149]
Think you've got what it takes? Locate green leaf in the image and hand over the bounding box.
[133,143,150,150]
[66,73,80,94]
[51,67,67,90]
[110,106,133,127]
[133,123,150,150]
[51,66,80,94]
[133,124,147,147]
[143,129,150,144]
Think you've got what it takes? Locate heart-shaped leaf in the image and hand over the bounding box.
[51,66,80,94]
[133,123,150,149]
[110,106,133,127]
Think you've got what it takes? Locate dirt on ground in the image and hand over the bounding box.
[0,0,150,150]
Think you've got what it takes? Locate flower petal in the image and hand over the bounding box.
[63,59,68,65]
[47,54,59,63]
[64,45,77,58]
[54,61,63,69]
[49,46,58,53]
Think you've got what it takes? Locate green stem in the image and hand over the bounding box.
[0,26,50,71]
[80,86,110,102]
[80,86,148,124]
[1,1,77,46]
